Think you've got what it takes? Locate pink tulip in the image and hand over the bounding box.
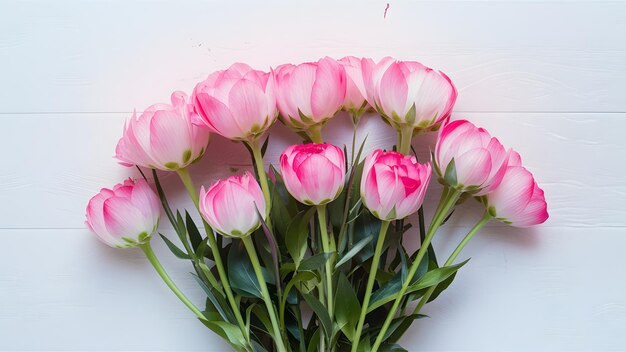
[362,57,457,132]
[115,92,210,171]
[435,120,509,193]
[484,153,548,227]
[279,143,346,205]
[274,57,346,131]
[199,172,266,238]
[85,178,160,248]
[360,150,431,220]
[339,56,369,120]
[193,63,278,141]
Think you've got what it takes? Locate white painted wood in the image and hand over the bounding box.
[0,1,625,113]
[0,0,625,350]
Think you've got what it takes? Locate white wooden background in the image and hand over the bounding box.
[1,0,625,350]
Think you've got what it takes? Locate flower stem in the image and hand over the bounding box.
[412,211,492,315]
[398,125,414,155]
[306,124,324,143]
[247,140,272,221]
[139,242,204,319]
[351,220,390,352]
[242,236,287,352]
[371,189,461,352]
[316,204,335,319]
[176,168,248,342]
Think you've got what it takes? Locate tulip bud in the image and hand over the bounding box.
[362,57,457,133]
[85,178,160,248]
[198,172,266,238]
[193,63,278,141]
[115,92,211,171]
[360,150,431,220]
[339,56,369,123]
[434,120,509,194]
[483,151,549,227]
[279,143,346,205]
[274,57,346,134]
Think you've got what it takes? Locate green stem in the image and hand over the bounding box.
[371,189,462,352]
[176,168,248,342]
[413,211,492,315]
[398,125,414,155]
[246,140,272,220]
[306,124,324,143]
[316,205,335,319]
[139,242,204,318]
[351,221,390,352]
[350,122,358,165]
[242,236,287,352]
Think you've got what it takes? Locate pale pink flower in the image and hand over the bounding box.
[339,56,369,121]
[193,63,277,141]
[85,178,160,248]
[274,57,346,131]
[360,150,431,220]
[115,92,210,171]
[279,143,346,205]
[485,156,549,227]
[362,57,457,132]
[435,120,509,193]
[199,172,266,238]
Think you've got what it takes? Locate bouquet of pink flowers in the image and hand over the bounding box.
[86,56,548,352]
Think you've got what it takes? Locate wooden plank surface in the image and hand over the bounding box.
[0,0,624,350]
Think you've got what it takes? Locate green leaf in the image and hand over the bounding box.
[443,158,458,187]
[334,273,361,341]
[185,211,203,251]
[286,207,316,268]
[379,314,426,345]
[306,328,320,352]
[159,233,190,259]
[284,271,319,301]
[191,273,235,324]
[368,272,402,313]
[386,314,428,344]
[198,319,248,350]
[352,212,382,263]
[378,343,409,352]
[301,293,333,339]
[335,235,373,269]
[299,252,333,272]
[407,259,469,293]
[227,241,263,298]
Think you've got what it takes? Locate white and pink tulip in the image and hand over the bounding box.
[435,119,509,194]
[85,178,161,248]
[360,150,431,220]
[198,172,266,238]
[279,143,346,205]
[193,63,278,141]
[115,92,210,171]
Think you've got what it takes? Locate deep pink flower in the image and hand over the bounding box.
[360,150,431,220]
[435,120,509,193]
[274,57,346,131]
[115,92,210,171]
[362,57,457,132]
[193,63,277,141]
[339,56,369,119]
[485,153,548,227]
[279,143,346,205]
[85,178,160,248]
[199,172,266,238]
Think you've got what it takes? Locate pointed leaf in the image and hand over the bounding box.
[159,233,190,259]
